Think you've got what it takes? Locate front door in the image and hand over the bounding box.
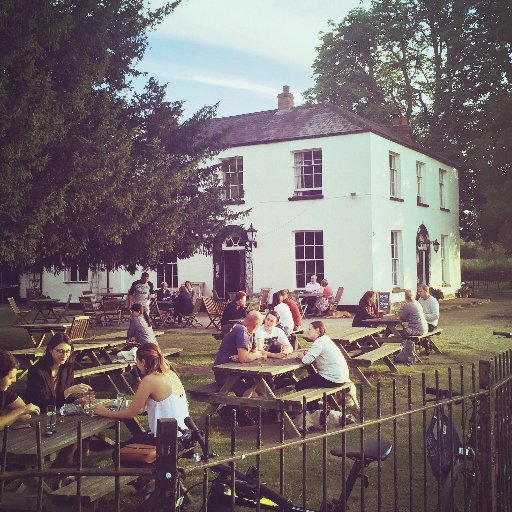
[223,249,244,295]
[416,225,431,286]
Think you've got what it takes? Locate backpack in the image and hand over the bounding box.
[394,339,417,365]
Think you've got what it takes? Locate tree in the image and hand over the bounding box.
[0,0,235,272]
[304,0,512,242]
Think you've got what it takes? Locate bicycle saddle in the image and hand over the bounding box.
[331,439,393,463]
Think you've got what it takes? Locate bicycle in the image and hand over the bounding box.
[425,386,478,512]
[183,417,393,512]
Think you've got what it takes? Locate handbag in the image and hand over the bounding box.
[120,443,157,464]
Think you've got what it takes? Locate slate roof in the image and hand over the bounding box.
[210,103,458,168]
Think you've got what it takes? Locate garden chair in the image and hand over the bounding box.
[325,286,344,317]
[181,298,204,328]
[78,295,103,325]
[53,294,72,322]
[68,315,91,341]
[100,297,122,326]
[8,297,31,325]
[258,287,271,312]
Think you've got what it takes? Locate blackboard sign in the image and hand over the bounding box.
[378,292,390,313]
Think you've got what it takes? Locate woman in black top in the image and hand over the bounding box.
[173,285,194,324]
[0,350,39,428]
[26,333,91,411]
[352,291,379,327]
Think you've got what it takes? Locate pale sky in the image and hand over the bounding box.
[136,0,366,118]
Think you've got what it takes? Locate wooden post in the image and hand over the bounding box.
[479,359,497,512]
[156,419,179,512]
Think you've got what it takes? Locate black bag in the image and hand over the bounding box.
[425,405,462,481]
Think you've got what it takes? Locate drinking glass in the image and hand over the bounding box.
[84,391,95,416]
[115,392,125,409]
[46,405,57,433]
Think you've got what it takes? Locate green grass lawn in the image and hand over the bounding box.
[2,294,511,511]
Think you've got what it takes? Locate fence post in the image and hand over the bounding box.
[156,419,179,512]
[479,359,497,512]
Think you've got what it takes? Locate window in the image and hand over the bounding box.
[157,252,178,288]
[64,265,88,283]
[221,157,244,201]
[440,235,449,284]
[293,149,322,197]
[391,231,401,287]
[295,231,324,288]
[416,161,425,204]
[389,152,401,199]
[439,169,447,208]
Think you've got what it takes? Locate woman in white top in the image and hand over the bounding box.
[254,310,293,356]
[296,321,350,391]
[271,291,294,335]
[93,344,189,444]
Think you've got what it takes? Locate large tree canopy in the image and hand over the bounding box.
[304,0,512,246]
[0,0,235,272]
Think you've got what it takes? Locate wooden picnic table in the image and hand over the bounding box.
[28,298,61,324]
[361,316,404,337]
[0,407,143,510]
[199,352,350,437]
[332,326,387,349]
[16,323,72,347]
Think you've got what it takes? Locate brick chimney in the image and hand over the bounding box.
[391,114,412,140]
[277,85,294,110]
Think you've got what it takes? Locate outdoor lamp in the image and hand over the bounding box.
[432,239,440,253]
[245,223,258,250]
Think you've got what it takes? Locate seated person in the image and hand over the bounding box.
[314,279,333,316]
[0,350,39,429]
[271,291,294,335]
[303,274,322,313]
[281,289,302,330]
[220,291,247,334]
[26,333,92,467]
[173,285,195,324]
[417,284,440,332]
[352,291,379,327]
[94,344,189,446]
[127,303,157,345]
[254,311,293,356]
[184,281,197,303]
[213,310,265,426]
[156,282,172,301]
[399,290,428,336]
[295,321,358,409]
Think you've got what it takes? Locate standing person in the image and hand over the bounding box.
[128,272,155,313]
[417,284,440,332]
[127,303,157,345]
[399,290,428,336]
[220,291,247,334]
[0,350,39,428]
[94,344,189,445]
[173,285,194,325]
[184,281,197,303]
[282,289,302,330]
[271,291,294,335]
[314,279,333,316]
[352,291,379,327]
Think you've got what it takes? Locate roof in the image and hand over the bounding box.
[210,103,458,168]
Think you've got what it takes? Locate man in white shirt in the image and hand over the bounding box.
[304,275,322,315]
[417,284,440,332]
[305,275,322,293]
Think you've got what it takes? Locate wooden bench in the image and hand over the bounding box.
[47,475,137,512]
[381,328,443,355]
[338,344,402,387]
[188,382,220,401]
[277,384,350,413]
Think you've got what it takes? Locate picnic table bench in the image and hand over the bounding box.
[379,328,443,355]
[189,353,351,437]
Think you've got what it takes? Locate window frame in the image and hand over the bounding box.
[64,265,89,283]
[416,161,425,204]
[294,230,324,288]
[157,252,179,289]
[439,168,447,208]
[389,152,401,199]
[440,235,449,284]
[292,149,323,198]
[391,231,402,287]
[221,156,244,202]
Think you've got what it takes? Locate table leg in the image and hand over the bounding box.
[199,374,239,424]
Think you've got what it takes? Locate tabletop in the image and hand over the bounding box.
[214,351,306,377]
[16,323,71,331]
[28,298,61,305]
[361,316,402,326]
[100,293,126,298]
[11,340,126,358]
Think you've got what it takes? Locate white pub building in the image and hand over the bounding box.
[22,86,461,307]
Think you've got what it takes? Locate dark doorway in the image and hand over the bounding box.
[223,250,244,295]
[416,224,431,286]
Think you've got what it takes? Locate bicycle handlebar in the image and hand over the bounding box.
[183,417,295,510]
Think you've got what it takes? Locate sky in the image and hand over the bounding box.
[136,0,366,119]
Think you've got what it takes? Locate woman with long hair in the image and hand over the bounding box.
[271,291,294,335]
[127,303,157,345]
[93,344,189,445]
[314,278,333,316]
[352,291,379,327]
[26,333,91,411]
